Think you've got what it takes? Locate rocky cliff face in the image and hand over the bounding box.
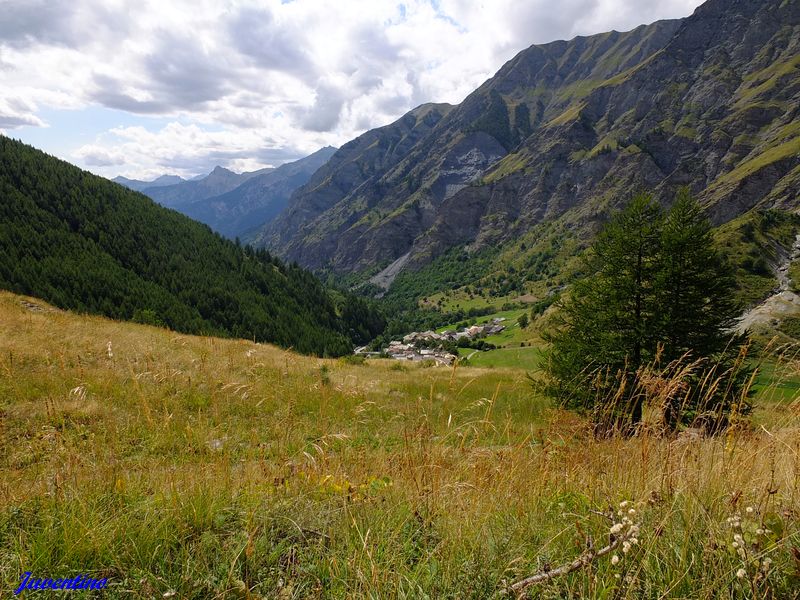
[262,0,800,286]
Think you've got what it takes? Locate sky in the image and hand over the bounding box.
[0,0,705,180]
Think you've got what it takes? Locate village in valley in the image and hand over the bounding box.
[355,318,507,364]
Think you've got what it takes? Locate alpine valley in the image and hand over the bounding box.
[6,0,800,597]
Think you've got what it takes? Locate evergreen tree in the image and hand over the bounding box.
[656,189,740,361]
[543,191,745,430]
[544,193,662,419]
[654,190,744,430]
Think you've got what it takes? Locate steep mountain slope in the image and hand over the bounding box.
[257,20,681,272]
[252,102,458,268]
[262,0,800,295]
[112,174,185,191]
[182,146,336,239]
[412,0,800,266]
[144,165,272,209]
[0,136,378,356]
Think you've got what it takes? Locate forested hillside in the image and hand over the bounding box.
[0,137,381,356]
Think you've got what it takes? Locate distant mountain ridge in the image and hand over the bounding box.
[112,173,185,191]
[255,0,800,292]
[142,165,273,210]
[182,146,336,239]
[113,148,336,239]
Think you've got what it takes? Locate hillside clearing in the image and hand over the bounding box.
[1,292,799,598]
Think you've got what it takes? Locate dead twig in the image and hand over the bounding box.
[507,534,622,596]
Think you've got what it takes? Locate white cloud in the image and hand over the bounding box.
[0,96,46,128]
[0,0,705,178]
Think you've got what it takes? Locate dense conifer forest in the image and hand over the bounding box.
[0,136,383,356]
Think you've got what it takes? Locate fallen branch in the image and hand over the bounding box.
[506,534,621,596]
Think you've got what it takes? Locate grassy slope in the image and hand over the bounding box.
[2,291,800,598]
[714,209,800,306]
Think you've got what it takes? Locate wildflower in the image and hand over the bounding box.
[622,541,631,554]
[628,508,636,516]
[106,341,113,359]
[756,528,764,535]
[619,501,630,509]
[630,537,639,545]
[733,534,743,544]
[732,542,739,549]
[745,507,754,514]
[611,554,620,565]
[610,523,624,534]
[736,568,747,579]
[762,558,772,571]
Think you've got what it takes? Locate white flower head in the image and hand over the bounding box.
[611,554,620,565]
[745,507,754,514]
[622,541,631,554]
[736,568,747,579]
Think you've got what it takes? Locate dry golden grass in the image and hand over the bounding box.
[1,291,799,598]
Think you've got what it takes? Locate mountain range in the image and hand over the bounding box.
[250,0,800,295]
[113,147,336,239]
[112,173,185,191]
[141,164,273,209]
[176,147,336,239]
[3,0,798,355]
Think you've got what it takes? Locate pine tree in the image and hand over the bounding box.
[656,189,740,361]
[655,189,744,430]
[544,193,663,418]
[543,190,745,430]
